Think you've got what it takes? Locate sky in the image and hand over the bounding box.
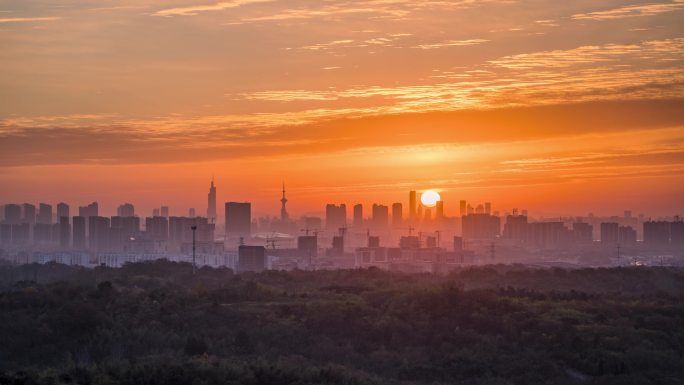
[1,0,683,218]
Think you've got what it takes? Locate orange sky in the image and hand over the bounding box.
[1,0,683,218]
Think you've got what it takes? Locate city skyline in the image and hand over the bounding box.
[1,0,683,216]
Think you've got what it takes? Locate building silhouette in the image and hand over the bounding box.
[372,204,389,228]
[325,204,346,230]
[56,203,69,220]
[600,222,619,245]
[225,202,251,239]
[37,203,52,224]
[72,216,86,249]
[409,191,417,221]
[280,182,288,221]
[117,203,135,217]
[207,177,217,223]
[391,203,403,227]
[238,245,266,272]
[78,202,98,218]
[353,204,363,227]
[22,203,36,224]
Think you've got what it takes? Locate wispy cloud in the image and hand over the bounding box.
[572,0,684,21]
[0,17,60,23]
[413,39,489,50]
[153,0,273,17]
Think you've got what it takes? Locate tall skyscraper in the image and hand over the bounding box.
[78,202,98,218]
[485,202,492,215]
[600,222,619,245]
[391,203,403,226]
[225,202,251,239]
[3,204,21,224]
[207,177,216,223]
[22,203,36,224]
[59,216,70,248]
[37,203,52,224]
[409,191,417,221]
[280,182,289,221]
[353,204,363,227]
[56,202,69,219]
[117,203,135,217]
[372,204,389,228]
[161,206,169,218]
[436,201,444,219]
[325,204,347,230]
[72,216,86,249]
[459,200,467,217]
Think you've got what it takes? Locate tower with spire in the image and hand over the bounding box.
[280,182,289,221]
[207,176,217,223]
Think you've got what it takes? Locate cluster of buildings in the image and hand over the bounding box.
[1,181,683,272]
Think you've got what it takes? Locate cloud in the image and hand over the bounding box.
[153,0,273,17]
[0,17,61,23]
[413,39,489,50]
[572,0,684,21]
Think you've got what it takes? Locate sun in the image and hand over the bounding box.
[420,190,441,207]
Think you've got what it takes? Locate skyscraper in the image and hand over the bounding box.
[225,202,251,239]
[3,204,21,224]
[72,216,86,249]
[372,204,389,228]
[391,203,403,227]
[409,191,417,221]
[459,200,466,217]
[353,204,363,227]
[117,203,135,217]
[56,202,69,219]
[600,222,619,245]
[22,203,36,224]
[207,177,216,223]
[161,206,169,218]
[37,203,52,224]
[59,216,70,248]
[78,202,98,218]
[280,182,289,221]
[436,201,444,219]
[325,204,347,230]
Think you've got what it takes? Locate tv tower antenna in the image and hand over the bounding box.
[280,181,289,221]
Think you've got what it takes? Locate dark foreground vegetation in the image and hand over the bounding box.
[1,261,683,385]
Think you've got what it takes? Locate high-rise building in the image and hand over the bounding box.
[189,208,196,217]
[325,204,347,230]
[503,214,527,242]
[391,203,403,226]
[572,222,593,243]
[37,203,52,224]
[353,204,363,227]
[644,221,670,246]
[3,204,21,224]
[280,182,288,221]
[409,191,417,221]
[618,226,637,245]
[59,216,70,248]
[671,221,684,245]
[78,202,98,218]
[56,202,69,219]
[225,202,251,239]
[297,235,317,259]
[72,216,86,249]
[462,214,500,240]
[88,216,111,251]
[600,222,619,245]
[117,203,135,217]
[459,200,466,217]
[22,203,36,224]
[484,202,492,215]
[207,177,217,223]
[145,216,169,241]
[161,206,169,218]
[372,204,389,228]
[435,201,444,219]
[152,208,160,217]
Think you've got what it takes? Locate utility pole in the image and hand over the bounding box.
[191,225,197,275]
